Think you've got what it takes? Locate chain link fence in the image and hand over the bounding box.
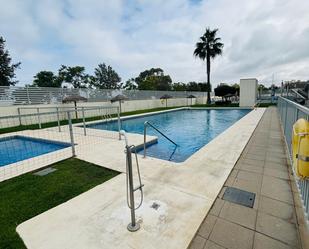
[277,96,309,222]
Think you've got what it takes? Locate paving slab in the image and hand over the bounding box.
[197,214,218,239]
[256,212,300,247]
[261,175,293,204]
[258,196,296,223]
[219,201,257,229]
[189,235,207,249]
[209,218,254,249]
[253,232,293,249]
[204,240,226,249]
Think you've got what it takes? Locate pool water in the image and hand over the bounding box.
[0,136,70,167]
[88,109,251,162]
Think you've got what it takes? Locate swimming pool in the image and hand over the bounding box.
[0,136,71,167]
[87,109,251,162]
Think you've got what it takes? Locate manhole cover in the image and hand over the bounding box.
[34,167,57,176]
[222,187,255,208]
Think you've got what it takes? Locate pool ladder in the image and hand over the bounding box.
[143,121,178,158]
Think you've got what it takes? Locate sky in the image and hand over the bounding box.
[0,0,309,87]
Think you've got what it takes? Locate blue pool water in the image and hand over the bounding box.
[0,136,70,167]
[87,109,251,162]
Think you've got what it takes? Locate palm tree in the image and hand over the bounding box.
[194,28,224,104]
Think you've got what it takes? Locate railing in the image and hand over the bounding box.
[120,130,144,232]
[0,86,208,106]
[277,96,309,222]
[0,106,122,182]
[143,121,178,158]
[0,106,121,139]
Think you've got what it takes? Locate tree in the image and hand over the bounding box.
[194,28,223,104]
[140,75,172,90]
[198,82,211,92]
[172,82,187,91]
[0,37,21,86]
[135,68,163,87]
[58,65,89,88]
[135,68,171,90]
[214,84,236,101]
[258,84,267,91]
[231,83,240,96]
[90,63,121,89]
[186,82,200,91]
[32,71,61,87]
[121,78,138,90]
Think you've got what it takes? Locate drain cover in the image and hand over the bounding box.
[34,167,57,176]
[222,187,255,208]
[150,202,160,210]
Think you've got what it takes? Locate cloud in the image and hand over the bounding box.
[0,0,308,87]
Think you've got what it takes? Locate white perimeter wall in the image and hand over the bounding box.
[239,79,258,107]
[0,97,207,128]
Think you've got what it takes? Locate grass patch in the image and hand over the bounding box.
[0,158,119,249]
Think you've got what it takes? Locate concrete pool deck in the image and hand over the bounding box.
[17,108,265,249]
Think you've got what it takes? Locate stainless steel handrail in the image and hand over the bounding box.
[120,130,143,232]
[143,121,178,158]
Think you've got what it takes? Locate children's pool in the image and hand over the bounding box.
[87,109,251,162]
[0,136,71,167]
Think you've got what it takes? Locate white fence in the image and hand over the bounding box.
[277,96,309,222]
[0,106,120,181]
[0,86,207,106]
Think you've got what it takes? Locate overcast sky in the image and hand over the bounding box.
[1,0,309,87]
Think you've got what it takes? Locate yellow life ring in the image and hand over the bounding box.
[292,118,309,178]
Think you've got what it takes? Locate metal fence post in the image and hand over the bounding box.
[56,107,61,132]
[67,111,76,157]
[17,108,22,126]
[82,107,86,136]
[37,108,41,129]
[117,107,121,140]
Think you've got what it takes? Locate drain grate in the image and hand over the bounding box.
[34,167,57,176]
[222,187,255,208]
[150,202,160,210]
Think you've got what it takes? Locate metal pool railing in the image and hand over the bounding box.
[143,121,178,158]
[0,106,122,181]
[277,96,309,222]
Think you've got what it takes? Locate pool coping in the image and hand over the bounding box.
[81,106,253,164]
[0,134,72,146]
[81,106,253,127]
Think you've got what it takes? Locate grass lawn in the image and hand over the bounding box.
[0,158,119,249]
